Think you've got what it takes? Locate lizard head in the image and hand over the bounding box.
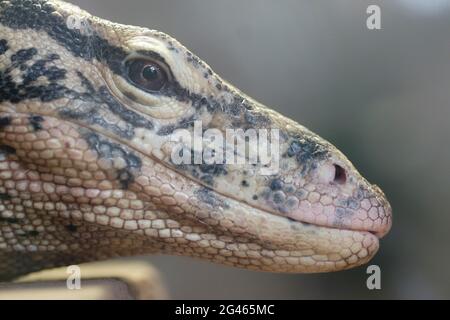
[0,0,391,277]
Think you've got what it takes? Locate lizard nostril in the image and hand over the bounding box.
[333,164,346,184]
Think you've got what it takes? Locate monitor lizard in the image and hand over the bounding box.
[0,0,392,281]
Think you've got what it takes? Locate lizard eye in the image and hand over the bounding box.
[126,59,168,92]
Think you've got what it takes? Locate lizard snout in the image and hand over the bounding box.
[282,155,393,238]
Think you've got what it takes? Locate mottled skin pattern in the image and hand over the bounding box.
[0,0,392,281]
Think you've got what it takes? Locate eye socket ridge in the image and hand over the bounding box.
[125,58,169,93]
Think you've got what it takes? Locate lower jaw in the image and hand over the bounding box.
[188,191,381,272]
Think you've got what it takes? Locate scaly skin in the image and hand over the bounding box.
[0,0,392,281]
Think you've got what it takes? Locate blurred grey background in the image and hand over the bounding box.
[68,0,450,299]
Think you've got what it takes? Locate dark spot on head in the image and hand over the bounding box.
[28,230,39,237]
[200,174,214,186]
[287,140,302,157]
[284,185,295,193]
[11,48,37,64]
[0,117,11,130]
[355,186,366,201]
[118,169,134,189]
[286,197,298,209]
[335,207,354,221]
[21,56,67,86]
[0,217,19,224]
[198,164,228,176]
[243,109,271,128]
[196,187,228,208]
[0,39,9,55]
[272,191,286,204]
[287,138,328,164]
[346,197,359,210]
[157,124,175,136]
[0,193,11,201]
[65,224,78,233]
[83,132,141,189]
[252,195,258,200]
[241,180,249,187]
[29,115,44,131]
[0,145,16,155]
[269,179,284,191]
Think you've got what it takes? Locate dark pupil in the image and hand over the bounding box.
[143,65,159,81]
[127,59,167,92]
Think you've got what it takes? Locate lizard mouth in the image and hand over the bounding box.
[172,168,392,240]
[185,178,381,271]
[285,203,392,240]
[190,177,387,241]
